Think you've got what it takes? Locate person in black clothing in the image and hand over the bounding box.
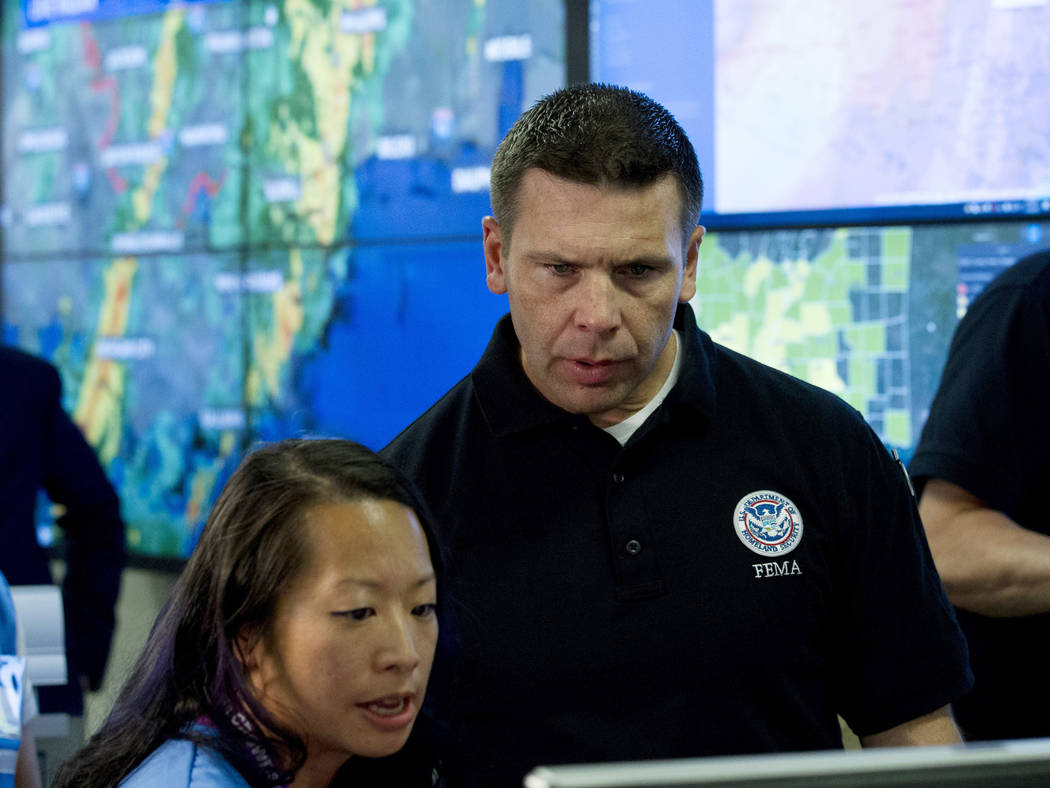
[382,83,972,787]
[0,345,125,716]
[910,249,1050,741]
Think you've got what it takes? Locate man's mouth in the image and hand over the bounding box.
[565,357,620,386]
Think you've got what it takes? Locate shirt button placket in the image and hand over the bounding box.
[611,471,640,556]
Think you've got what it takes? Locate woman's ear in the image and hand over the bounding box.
[235,625,261,672]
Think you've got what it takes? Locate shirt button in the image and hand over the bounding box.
[612,472,625,483]
[625,539,642,555]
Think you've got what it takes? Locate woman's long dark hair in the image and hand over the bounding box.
[53,438,448,787]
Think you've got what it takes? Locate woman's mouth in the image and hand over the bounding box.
[365,697,406,716]
[357,695,417,730]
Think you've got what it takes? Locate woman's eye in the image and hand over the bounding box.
[333,608,375,621]
[412,603,438,619]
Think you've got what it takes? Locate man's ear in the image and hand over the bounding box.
[679,225,705,303]
[482,216,508,295]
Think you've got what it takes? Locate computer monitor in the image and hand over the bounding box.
[524,739,1050,787]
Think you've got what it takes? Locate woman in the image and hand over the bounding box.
[54,438,447,787]
[1,570,44,788]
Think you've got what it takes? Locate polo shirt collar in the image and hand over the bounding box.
[471,304,717,437]
[667,302,718,422]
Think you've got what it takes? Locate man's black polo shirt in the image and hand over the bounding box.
[383,304,971,788]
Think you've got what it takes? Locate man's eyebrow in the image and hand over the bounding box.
[621,255,674,266]
[520,250,573,264]
[520,251,673,266]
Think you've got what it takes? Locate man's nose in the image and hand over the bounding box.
[574,273,621,334]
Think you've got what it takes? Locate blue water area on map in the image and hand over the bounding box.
[255,240,507,451]
[351,154,492,242]
[351,59,529,242]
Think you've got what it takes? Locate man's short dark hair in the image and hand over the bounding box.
[489,83,703,246]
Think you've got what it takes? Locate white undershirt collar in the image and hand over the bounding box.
[602,329,682,447]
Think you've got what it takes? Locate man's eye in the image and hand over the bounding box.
[412,603,438,619]
[624,263,653,278]
[333,608,374,621]
[547,263,575,275]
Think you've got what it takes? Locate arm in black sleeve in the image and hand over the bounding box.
[40,367,126,692]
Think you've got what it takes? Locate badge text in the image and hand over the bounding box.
[752,560,802,578]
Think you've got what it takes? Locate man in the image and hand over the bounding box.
[383,84,971,786]
[0,346,125,717]
[910,249,1050,741]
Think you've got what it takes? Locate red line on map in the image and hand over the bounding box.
[80,21,101,71]
[104,168,128,193]
[179,171,226,227]
[81,23,127,194]
[92,75,120,150]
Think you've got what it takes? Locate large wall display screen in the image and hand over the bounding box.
[696,221,1049,462]
[591,0,1050,229]
[1,0,560,561]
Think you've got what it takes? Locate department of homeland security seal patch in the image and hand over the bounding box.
[733,490,803,557]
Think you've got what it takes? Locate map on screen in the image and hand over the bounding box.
[1,0,559,559]
[696,221,1049,460]
[591,0,1050,226]
[3,0,564,254]
[713,0,1050,216]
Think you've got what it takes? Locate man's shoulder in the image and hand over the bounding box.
[120,739,250,788]
[0,345,58,384]
[0,346,61,405]
[383,374,479,461]
[0,348,62,431]
[710,339,867,426]
[967,249,1050,314]
[996,248,1050,290]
